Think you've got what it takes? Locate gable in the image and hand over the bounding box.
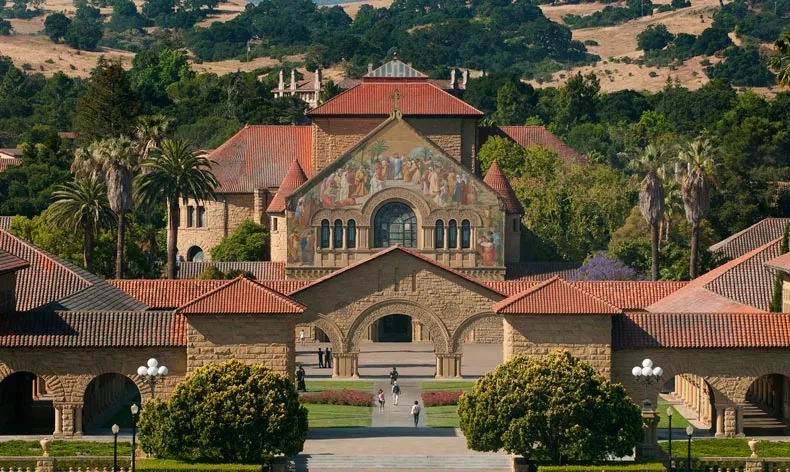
[284,116,506,266]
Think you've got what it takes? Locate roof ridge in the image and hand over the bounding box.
[425,81,485,116]
[307,81,363,115]
[709,218,790,253]
[492,276,622,314]
[702,237,781,289]
[177,276,306,313]
[0,229,93,287]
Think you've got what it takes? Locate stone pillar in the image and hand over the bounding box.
[435,354,462,378]
[724,407,737,437]
[61,405,74,437]
[715,407,726,437]
[745,459,763,472]
[73,406,83,436]
[333,352,359,378]
[36,457,55,472]
[736,404,745,437]
[635,411,662,460]
[53,405,62,438]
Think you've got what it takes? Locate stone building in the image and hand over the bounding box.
[3,58,790,448]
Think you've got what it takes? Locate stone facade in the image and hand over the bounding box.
[185,314,295,377]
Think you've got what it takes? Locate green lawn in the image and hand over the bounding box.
[420,381,474,391]
[305,381,375,393]
[660,439,790,457]
[0,440,132,456]
[426,405,459,427]
[305,403,372,427]
[656,398,692,429]
[137,459,261,471]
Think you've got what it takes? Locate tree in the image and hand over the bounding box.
[44,12,71,43]
[572,251,645,280]
[64,5,103,50]
[769,32,790,87]
[554,72,600,132]
[477,136,527,178]
[135,114,173,164]
[0,18,11,35]
[211,220,269,262]
[135,138,218,279]
[637,23,674,52]
[138,360,308,465]
[630,144,668,280]
[47,176,114,271]
[75,58,140,142]
[458,350,642,463]
[679,137,717,279]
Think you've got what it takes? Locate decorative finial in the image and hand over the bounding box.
[393,51,398,60]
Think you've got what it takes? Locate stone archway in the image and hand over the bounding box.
[340,299,452,378]
[449,312,503,378]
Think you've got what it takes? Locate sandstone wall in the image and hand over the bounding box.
[464,317,504,344]
[175,194,258,263]
[186,314,295,378]
[270,215,287,263]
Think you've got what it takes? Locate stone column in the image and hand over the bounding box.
[736,405,745,437]
[333,353,359,378]
[73,406,83,436]
[53,405,62,438]
[724,407,737,437]
[715,407,726,437]
[435,354,462,378]
[60,405,74,437]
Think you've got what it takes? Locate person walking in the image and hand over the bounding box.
[391,380,400,406]
[300,329,305,346]
[318,348,324,368]
[377,389,386,411]
[325,347,332,369]
[296,365,307,392]
[389,367,399,385]
[411,401,421,427]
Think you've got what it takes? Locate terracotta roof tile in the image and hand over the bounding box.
[492,277,621,314]
[266,159,308,214]
[0,158,22,172]
[483,161,523,214]
[208,125,313,193]
[0,250,29,274]
[613,312,790,349]
[765,251,790,273]
[709,218,790,260]
[0,230,146,312]
[0,149,23,158]
[703,239,781,311]
[177,261,285,280]
[0,217,12,231]
[0,311,186,347]
[260,279,313,294]
[177,276,305,314]
[571,281,688,311]
[307,82,483,117]
[109,279,228,309]
[506,262,581,280]
[479,126,583,164]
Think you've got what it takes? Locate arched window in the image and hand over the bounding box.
[374,202,417,248]
[334,219,343,248]
[187,246,204,262]
[320,220,330,248]
[435,220,445,249]
[347,220,357,249]
[448,219,457,249]
[461,219,471,249]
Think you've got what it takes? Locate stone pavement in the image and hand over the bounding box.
[371,380,425,427]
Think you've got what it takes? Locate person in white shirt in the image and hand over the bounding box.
[299,329,305,346]
[392,381,400,406]
[411,401,421,427]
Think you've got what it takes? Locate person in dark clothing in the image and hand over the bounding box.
[296,365,306,392]
[325,347,332,368]
[318,348,324,368]
[389,367,398,385]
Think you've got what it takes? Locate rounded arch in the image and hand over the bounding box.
[0,371,56,434]
[451,311,502,353]
[82,373,142,433]
[428,209,484,227]
[312,315,345,353]
[0,363,66,403]
[360,187,431,225]
[73,373,150,406]
[187,246,205,262]
[373,202,417,248]
[346,300,451,353]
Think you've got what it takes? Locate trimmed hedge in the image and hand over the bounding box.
[136,460,262,471]
[538,464,667,472]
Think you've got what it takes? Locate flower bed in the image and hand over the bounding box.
[421,390,463,407]
[300,389,373,406]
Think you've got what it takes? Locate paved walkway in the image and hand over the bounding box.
[371,380,425,428]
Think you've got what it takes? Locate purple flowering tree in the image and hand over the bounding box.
[571,252,646,281]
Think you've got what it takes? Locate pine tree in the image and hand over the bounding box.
[75,58,141,142]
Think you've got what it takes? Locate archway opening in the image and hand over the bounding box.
[357,314,437,379]
[0,372,55,434]
[187,246,205,262]
[657,376,713,438]
[744,374,790,436]
[83,373,141,434]
[374,314,413,342]
[458,316,503,378]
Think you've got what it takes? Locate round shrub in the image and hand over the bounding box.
[138,360,308,465]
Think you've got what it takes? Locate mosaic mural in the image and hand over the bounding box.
[285,119,504,266]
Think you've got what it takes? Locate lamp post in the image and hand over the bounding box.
[667,405,674,468]
[136,358,168,399]
[111,423,120,472]
[686,425,694,472]
[130,403,139,472]
[632,358,663,411]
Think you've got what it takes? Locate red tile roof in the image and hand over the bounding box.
[307,82,484,117]
[292,245,504,296]
[0,158,22,172]
[177,261,285,280]
[177,276,306,314]
[483,161,523,214]
[266,159,308,213]
[0,311,186,347]
[506,262,581,280]
[480,126,583,164]
[572,281,688,311]
[0,250,29,274]
[492,277,621,314]
[109,279,227,309]
[208,125,313,193]
[765,251,790,273]
[613,312,790,349]
[709,218,790,260]
[703,239,781,311]
[261,279,313,294]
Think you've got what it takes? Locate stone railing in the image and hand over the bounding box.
[0,456,130,472]
[671,457,790,472]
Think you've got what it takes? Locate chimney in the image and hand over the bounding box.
[450,69,456,90]
[368,63,374,73]
[315,68,322,90]
[462,70,469,89]
[278,70,284,91]
[290,70,296,91]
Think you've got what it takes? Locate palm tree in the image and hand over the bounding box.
[135,114,173,165]
[768,32,790,87]
[679,137,717,279]
[661,175,684,243]
[92,137,139,279]
[48,176,114,272]
[629,144,667,281]
[135,139,219,279]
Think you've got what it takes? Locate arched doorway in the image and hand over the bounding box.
[0,372,55,434]
[373,202,417,248]
[744,374,790,436]
[372,314,413,342]
[187,246,205,262]
[83,373,141,434]
[658,376,713,439]
[454,314,503,378]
